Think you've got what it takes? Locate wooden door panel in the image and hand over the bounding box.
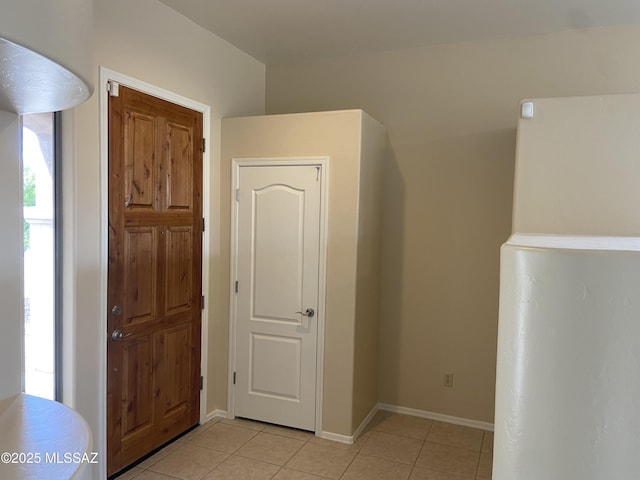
[124,111,156,210]
[164,226,193,315]
[108,85,203,476]
[166,122,193,211]
[121,335,154,437]
[160,324,193,416]
[123,227,157,325]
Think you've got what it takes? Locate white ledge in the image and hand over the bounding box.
[506,233,640,252]
[0,393,93,480]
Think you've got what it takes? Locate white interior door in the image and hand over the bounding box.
[233,163,322,431]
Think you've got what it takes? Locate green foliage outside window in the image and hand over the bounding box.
[23,166,35,251]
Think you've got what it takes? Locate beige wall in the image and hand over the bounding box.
[63,0,265,476]
[351,113,386,431]
[221,110,383,435]
[513,93,640,236]
[266,25,640,423]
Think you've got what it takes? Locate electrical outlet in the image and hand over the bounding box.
[443,373,454,387]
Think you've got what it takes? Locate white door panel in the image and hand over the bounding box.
[253,185,304,321]
[250,333,301,400]
[234,164,321,431]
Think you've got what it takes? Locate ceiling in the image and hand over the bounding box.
[158,0,640,65]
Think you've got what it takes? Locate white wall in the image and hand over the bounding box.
[0,0,93,89]
[1,0,94,400]
[497,242,640,480]
[496,93,640,479]
[0,111,22,399]
[62,1,265,477]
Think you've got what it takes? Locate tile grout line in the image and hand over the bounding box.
[337,446,359,480]
[119,414,490,480]
[407,419,432,478]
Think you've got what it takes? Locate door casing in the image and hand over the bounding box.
[228,157,329,434]
[98,67,211,477]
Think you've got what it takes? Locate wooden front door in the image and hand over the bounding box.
[107,85,203,476]
[233,164,323,431]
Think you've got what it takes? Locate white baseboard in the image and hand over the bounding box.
[206,403,492,444]
[316,430,353,444]
[318,402,380,444]
[352,403,380,439]
[378,403,494,431]
[205,409,228,424]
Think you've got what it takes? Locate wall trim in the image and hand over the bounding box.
[378,403,494,431]
[205,409,229,423]
[209,400,494,446]
[317,403,379,445]
[351,403,380,440]
[227,157,329,436]
[316,430,354,444]
[284,401,495,445]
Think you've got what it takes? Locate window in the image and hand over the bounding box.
[22,112,59,401]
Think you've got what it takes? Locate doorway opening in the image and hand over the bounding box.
[229,158,328,434]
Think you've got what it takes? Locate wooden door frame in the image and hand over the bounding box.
[98,67,211,474]
[228,157,329,435]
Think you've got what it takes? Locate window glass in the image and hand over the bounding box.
[22,113,56,400]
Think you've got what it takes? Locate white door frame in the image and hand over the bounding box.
[228,157,329,434]
[98,67,212,465]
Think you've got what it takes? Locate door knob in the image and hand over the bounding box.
[111,329,131,341]
[296,308,315,318]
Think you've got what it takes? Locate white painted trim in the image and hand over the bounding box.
[227,160,239,420]
[507,233,640,252]
[316,430,354,445]
[97,69,109,480]
[228,157,329,437]
[205,409,229,424]
[351,403,379,441]
[315,158,329,435]
[60,110,77,409]
[317,402,493,445]
[317,403,378,445]
[98,67,213,476]
[378,403,494,431]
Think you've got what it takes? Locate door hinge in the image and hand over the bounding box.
[235,281,238,293]
[233,372,236,385]
[202,217,205,232]
[201,295,205,310]
[107,80,120,97]
[202,138,206,153]
[235,189,240,202]
[200,375,203,390]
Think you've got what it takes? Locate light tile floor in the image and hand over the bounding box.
[113,411,493,480]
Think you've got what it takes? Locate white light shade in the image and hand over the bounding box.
[0,0,93,114]
[0,37,91,114]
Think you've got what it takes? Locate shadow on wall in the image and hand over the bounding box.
[378,127,515,422]
[378,141,405,403]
